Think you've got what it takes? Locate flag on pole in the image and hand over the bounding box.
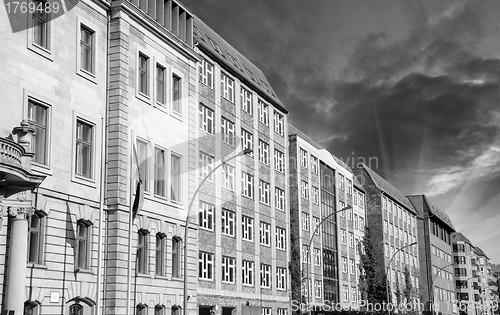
[131,143,144,220]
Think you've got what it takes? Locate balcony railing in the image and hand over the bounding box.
[0,138,23,168]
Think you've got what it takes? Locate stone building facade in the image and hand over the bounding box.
[193,17,290,315]
[452,232,480,311]
[408,194,456,315]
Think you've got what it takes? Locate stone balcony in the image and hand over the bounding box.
[0,137,23,168]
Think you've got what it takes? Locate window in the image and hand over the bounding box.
[347,179,352,195]
[359,194,364,208]
[172,75,181,114]
[171,236,181,278]
[454,256,466,264]
[241,172,254,199]
[28,212,44,264]
[274,112,284,135]
[154,147,166,197]
[341,229,347,245]
[455,268,467,277]
[199,252,214,280]
[275,187,285,211]
[242,215,254,241]
[260,221,271,246]
[69,303,84,315]
[137,229,149,274]
[258,140,269,165]
[155,305,165,315]
[385,244,389,257]
[315,280,323,298]
[221,256,235,283]
[339,175,345,191]
[339,201,345,217]
[221,209,235,237]
[75,120,93,179]
[348,209,353,221]
[199,59,213,88]
[156,65,166,104]
[354,190,358,205]
[24,301,40,315]
[242,260,254,286]
[311,156,318,174]
[221,164,235,190]
[32,0,49,49]
[350,259,355,274]
[354,214,359,229]
[276,227,286,250]
[27,100,48,164]
[351,287,357,302]
[302,245,309,263]
[300,149,308,168]
[199,104,214,134]
[262,308,271,315]
[241,128,254,156]
[384,221,388,234]
[314,248,321,266]
[155,234,165,276]
[76,220,91,270]
[199,201,214,231]
[258,100,269,125]
[277,309,287,315]
[260,264,271,288]
[349,232,354,248]
[342,257,348,273]
[343,285,349,301]
[313,217,320,235]
[274,149,284,173]
[136,139,149,192]
[301,180,309,199]
[138,53,149,95]
[277,267,287,290]
[360,217,365,231]
[302,212,310,231]
[221,118,235,146]
[221,72,234,102]
[259,180,270,205]
[312,186,319,204]
[170,154,181,202]
[80,26,94,73]
[199,152,214,182]
[241,87,253,115]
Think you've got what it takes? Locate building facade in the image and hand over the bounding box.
[193,17,290,315]
[452,232,480,313]
[353,165,421,308]
[475,248,498,315]
[408,195,456,315]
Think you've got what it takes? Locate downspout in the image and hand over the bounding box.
[97,14,111,315]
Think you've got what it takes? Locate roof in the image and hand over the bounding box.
[353,175,366,192]
[451,232,474,247]
[332,154,353,175]
[407,195,455,231]
[193,18,286,113]
[357,164,416,214]
[475,247,489,259]
[288,124,323,150]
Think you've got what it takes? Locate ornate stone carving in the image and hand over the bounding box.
[6,206,35,218]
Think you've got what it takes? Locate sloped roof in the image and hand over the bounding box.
[407,195,455,231]
[332,154,353,175]
[475,247,489,259]
[353,175,366,192]
[288,124,323,150]
[452,232,474,247]
[358,164,416,214]
[193,18,286,113]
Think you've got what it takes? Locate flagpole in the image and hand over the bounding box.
[126,131,135,315]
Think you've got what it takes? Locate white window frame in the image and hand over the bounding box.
[199,252,214,280]
[273,111,284,135]
[242,260,254,286]
[221,117,235,146]
[199,152,214,182]
[300,148,308,168]
[221,164,235,190]
[312,186,319,205]
[199,59,214,89]
[314,248,321,266]
[274,148,284,173]
[259,221,271,246]
[221,208,235,237]
[259,180,270,205]
[276,226,286,250]
[221,72,235,103]
[275,187,285,211]
[199,104,214,134]
[301,180,309,200]
[242,215,254,241]
[221,256,235,283]
[311,156,318,174]
[241,128,254,156]
[258,100,269,125]
[241,172,254,199]
[258,140,269,165]
[315,280,323,298]
[199,201,214,231]
[260,264,271,288]
[276,267,287,290]
[313,217,320,235]
[302,212,310,231]
[240,86,253,115]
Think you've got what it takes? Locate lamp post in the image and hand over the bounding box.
[386,242,418,315]
[303,205,352,313]
[430,263,454,315]
[183,148,252,315]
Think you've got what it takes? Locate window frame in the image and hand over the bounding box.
[273,111,284,136]
[154,146,167,197]
[137,229,149,274]
[199,200,214,231]
[27,99,49,166]
[199,59,214,89]
[240,86,253,115]
[199,104,214,134]
[74,119,95,180]
[258,139,269,165]
[27,211,46,265]
[242,215,254,241]
[170,153,182,203]
[259,221,271,246]
[221,208,235,237]
[155,233,166,276]
[199,251,214,280]
[257,100,269,125]
[221,256,236,283]
[221,117,235,147]
[258,180,270,205]
[242,260,254,286]
[79,24,95,76]
[220,72,235,103]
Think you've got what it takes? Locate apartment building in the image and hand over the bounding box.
[193,17,290,315]
[0,0,108,313]
[407,195,456,315]
[352,165,421,306]
[452,232,480,308]
[288,126,366,311]
[475,248,498,315]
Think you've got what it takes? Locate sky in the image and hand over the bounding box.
[181,0,500,263]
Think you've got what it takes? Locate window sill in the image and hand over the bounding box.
[136,92,152,105]
[136,273,153,278]
[171,276,182,281]
[199,278,214,282]
[27,263,48,269]
[72,174,97,188]
[75,268,94,274]
[28,43,53,61]
[31,162,52,176]
[153,102,169,114]
[77,69,97,84]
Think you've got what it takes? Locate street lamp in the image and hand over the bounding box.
[430,263,454,315]
[303,205,352,313]
[183,148,252,315]
[386,242,418,315]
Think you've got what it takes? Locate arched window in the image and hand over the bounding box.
[28,211,46,264]
[172,236,182,278]
[136,303,147,315]
[24,300,41,315]
[154,304,165,315]
[76,220,93,269]
[155,233,166,276]
[137,229,149,274]
[171,304,181,315]
[69,303,83,315]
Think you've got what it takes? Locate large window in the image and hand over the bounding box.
[302,212,310,231]
[258,100,269,125]
[242,215,254,241]
[222,164,235,190]
[260,264,271,288]
[259,180,270,205]
[242,172,254,199]
[172,75,181,114]
[199,59,213,88]
[276,227,286,250]
[76,220,91,270]
[241,128,253,156]
[27,100,48,164]
[154,147,166,197]
[156,65,166,105]
[199,252,214,280]
[32,0,49,49]
[300,149,308,168]
[172,236,181,278]
[199,104,214,134]
[136,139,149,192]
[138,53,149,95]
[274,149,284,173]
[259,221,270,246]
[221,256,235,283]
[314,248,321,266]
[170,154,181,201]
[27,212,44,264]
[242,260,254,286]
[221,117,235,146]
[311,156,318,174]
[275,187,285,211]
[258,140,269,165]
[199,152,214,182]
[312,186,319,205]
[276,267,287,290]
[199,201,214,231]
[301,180,309,200]
[137,229,149,274]
[75,120,93,179]
[80,26,94,74]
[241,87,253,115]
[273,112,284,135]
[221,209,235,237]
[221,72,235,103]
[155,234,165,276]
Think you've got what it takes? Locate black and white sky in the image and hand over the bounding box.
[182,0,500,262]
